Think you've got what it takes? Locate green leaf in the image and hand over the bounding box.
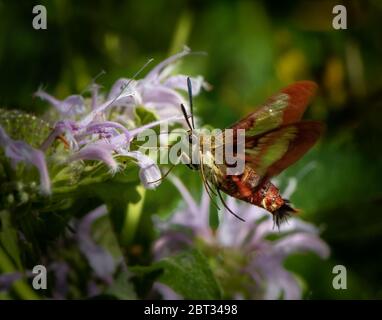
[0,210,22,270]
[51,159,146,248]
[132,249,222,299]
[209,197,219,230]
[91,180,144,246]
[0,109,51,148]
[104,270,137,299]
[134,106,158,126]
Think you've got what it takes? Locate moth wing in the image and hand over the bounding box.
[229,81,318,137]
[244,121,324,179]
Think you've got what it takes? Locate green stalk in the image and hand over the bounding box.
[119,185,146,246]
[169,11,193,55]
[107,184,146,248]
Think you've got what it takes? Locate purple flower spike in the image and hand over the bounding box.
[0,125,51,194]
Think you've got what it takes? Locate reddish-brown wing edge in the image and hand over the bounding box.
[261,121,324,179]
[229,81,318,131]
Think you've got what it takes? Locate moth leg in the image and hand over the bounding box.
[147,164,176,185]
[147,147,185,185]
[216,188,245,222]
[199,151,221,210]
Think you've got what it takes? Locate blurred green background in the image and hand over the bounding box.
[1,0,382,299]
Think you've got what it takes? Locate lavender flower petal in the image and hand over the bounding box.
[251,216,320,246]
[34,90,85,116]
[273,233,330,259]
[124,151,161,189]
[67,142,118,174]
[0,272,22,292]
[40,120,79,151]
[154,174,330,300]
[90,83,102,110]
[140,84,187,108]
[0,125,51,194]
[263,267,301,300]
[107,79,142,105]
[85,121,131,142]
[129,115,184,137]
[145,46,191,81]
[79,93,136,127]
[50,262,70,299]
[77,205,115,282]
[163,75,206,95]
[153,283,183,300]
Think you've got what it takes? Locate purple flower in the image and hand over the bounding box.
[106,47,209,123]
[0,125,51,194]
[123,151,162,189]
[34,48,204,189]
[154,175,330,300]
[67,142,119,174]
[0,264,70,299]
[0,272,23,292]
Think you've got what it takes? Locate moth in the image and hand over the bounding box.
[179,78,323,227]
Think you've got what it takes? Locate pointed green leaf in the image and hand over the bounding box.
[132,249,222,299]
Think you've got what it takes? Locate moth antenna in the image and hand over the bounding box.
[180,103,193,130]
[148,164,176,185]
[187,77,195,129]
[217,189,245,222]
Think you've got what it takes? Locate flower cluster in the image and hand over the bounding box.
[0,47,207,195]
[0,48,210,299]
[153,175,330,300]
